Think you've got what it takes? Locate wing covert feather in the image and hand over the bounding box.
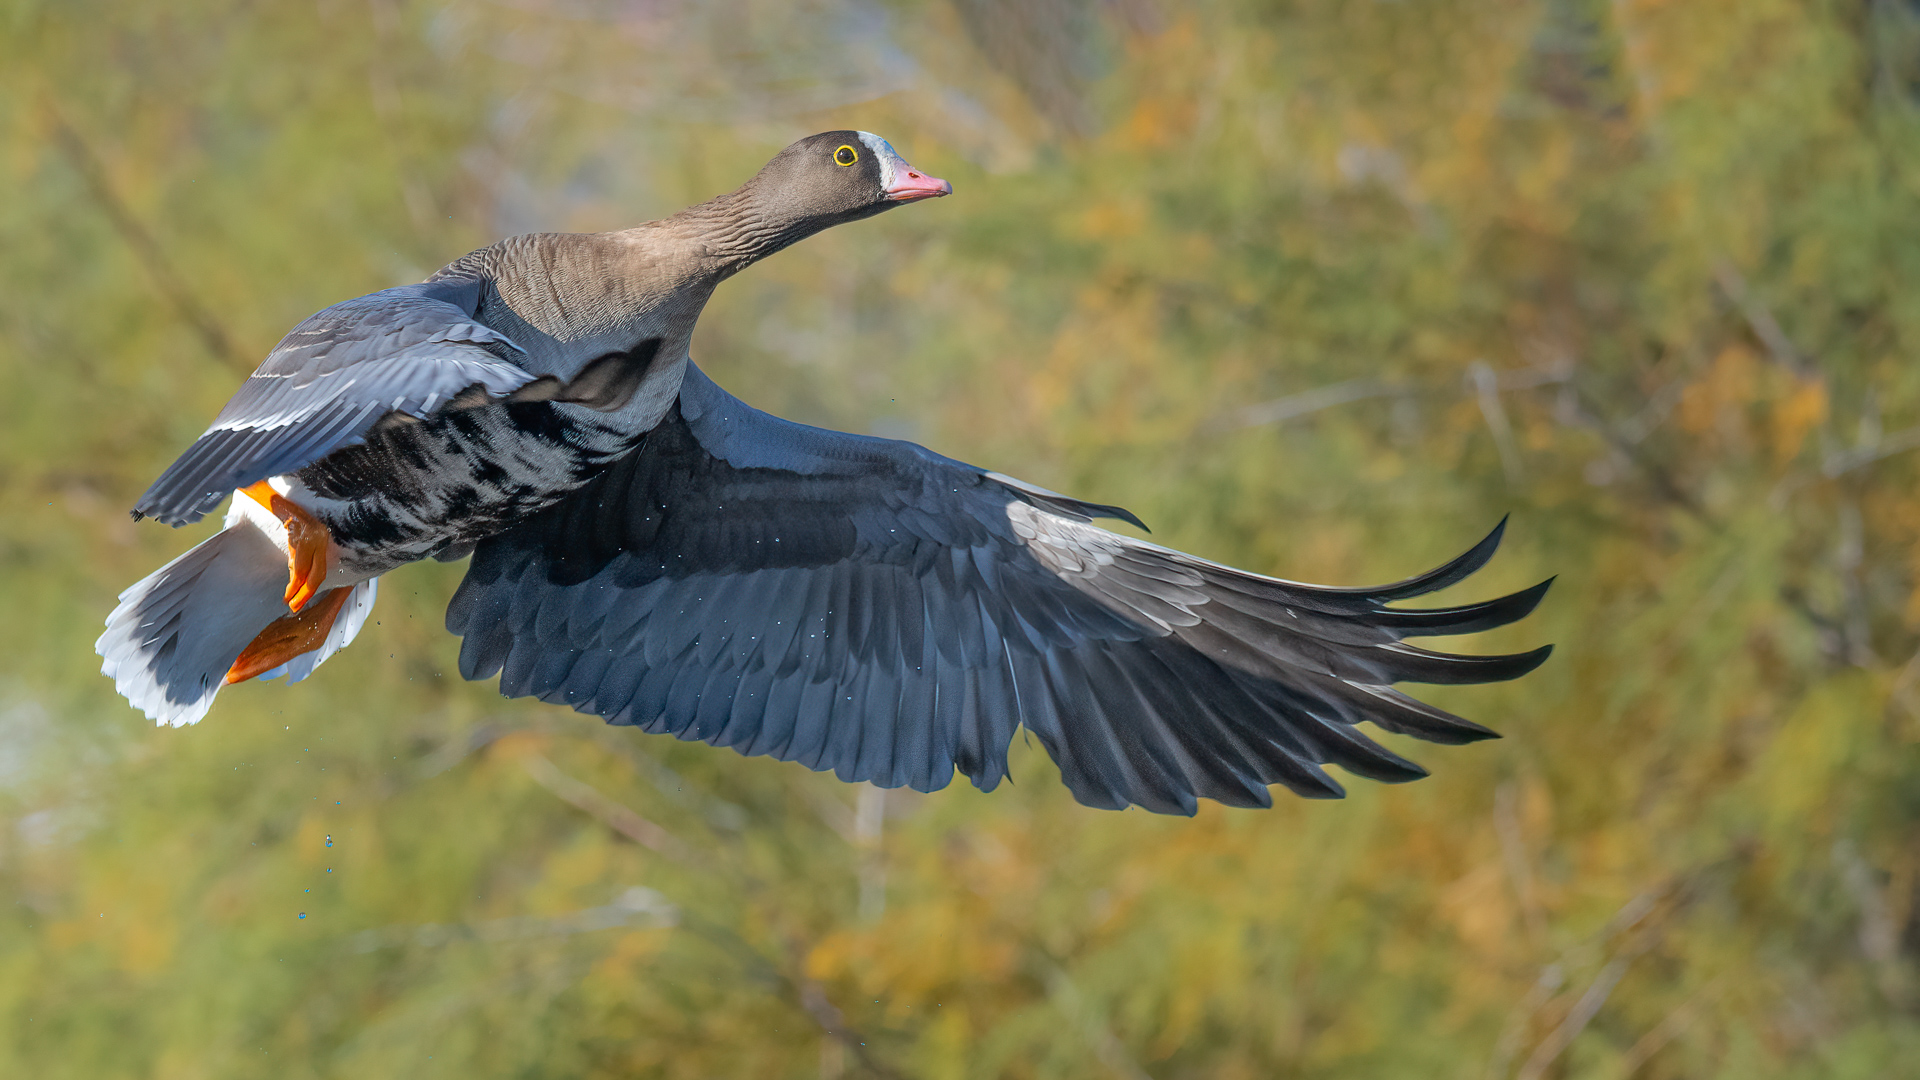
[134,281,538,525]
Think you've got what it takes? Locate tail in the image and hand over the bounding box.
[97,516,378,727]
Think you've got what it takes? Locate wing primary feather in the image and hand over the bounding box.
[1373,577,1555,637]
[1073,645,1198,815]
[1354,516,1509,601]
[1369,642,1555,685]
[1339,682,1502,744]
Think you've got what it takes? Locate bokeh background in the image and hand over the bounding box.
[3,0,1918,1076]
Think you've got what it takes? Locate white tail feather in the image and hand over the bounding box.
[98,512,380,727]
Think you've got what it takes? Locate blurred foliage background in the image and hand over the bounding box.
[2,0,1918,1076]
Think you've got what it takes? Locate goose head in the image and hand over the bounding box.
[682,131,951,271]
[740,130,949,231]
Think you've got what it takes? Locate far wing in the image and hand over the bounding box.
[133,280,538,526]
[448,363,1551,813]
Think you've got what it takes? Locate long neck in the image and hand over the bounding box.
[460,176,845,352]
[654,180,842,279]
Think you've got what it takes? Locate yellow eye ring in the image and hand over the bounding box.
[833,144,859,167]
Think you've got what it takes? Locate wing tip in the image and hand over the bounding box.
[1440,719,1504,744]
[1377,761,1432,783]
[1509,641,1554,680]
[1360,515,1511,601]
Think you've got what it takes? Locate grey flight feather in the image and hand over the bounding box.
[133,280,539,527]
[447,363,1552,815]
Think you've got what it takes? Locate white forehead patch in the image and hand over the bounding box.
[857,131,906,188]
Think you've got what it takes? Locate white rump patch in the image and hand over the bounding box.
[225,480,292,550]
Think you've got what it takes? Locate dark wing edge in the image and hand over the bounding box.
[132,283,538,526]
[447,362,1553,814]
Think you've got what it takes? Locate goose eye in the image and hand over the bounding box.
[833,145,859,167]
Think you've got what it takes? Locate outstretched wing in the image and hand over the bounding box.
[448,363,1552,813]
[133,280,539,526]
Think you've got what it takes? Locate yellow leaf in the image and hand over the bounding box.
[1769,377,1827,463]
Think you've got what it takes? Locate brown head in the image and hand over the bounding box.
[691,131,952,267]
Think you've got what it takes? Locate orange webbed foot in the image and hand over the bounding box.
[239,480,334,612]
[225,586,353,685]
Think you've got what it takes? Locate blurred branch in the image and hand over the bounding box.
[1216,377,1406,430]
[805,783,860,839]
[1779,501,1881,669]
[513,743,907,1075]
[1889,646,1920,730]
[1562,384,1713,524]
[1218,354,1723,532]
[1823,425,1920,477]
[40,95,250,370]
[1484,965,1564,1080]
[1223,355,1711,524]
[1490,881,1675,1080]
[787,960,912,1080]
[521,752,690,860]
[1513,950,1637,1080]
[1834,838,1913,1005]
[364,0,437,236]
[1617,978,1722,1077]
[417,716,529,778]
[665,927,910,1080]
[1215,364,1569,433]
[1039,955,1156,1080]
[1494,783,1548,953]
[1471,361,1526,484]
[1708,260,1902,664]
[346,887,677,953]
[951,0,1130,137]
[1217,360,1730,524]
[424,716,753,831]
[1713,259,1817,380]
[855,785,887,923]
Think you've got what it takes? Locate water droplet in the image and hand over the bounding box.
[298,913,305,919]
[325,835,333,848]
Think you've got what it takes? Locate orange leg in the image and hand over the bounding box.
[225,586,353,684]
[239,480,334,612]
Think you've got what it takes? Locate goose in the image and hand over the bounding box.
[98,130,1551,814]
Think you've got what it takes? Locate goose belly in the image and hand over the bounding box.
[291,401,635,576]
